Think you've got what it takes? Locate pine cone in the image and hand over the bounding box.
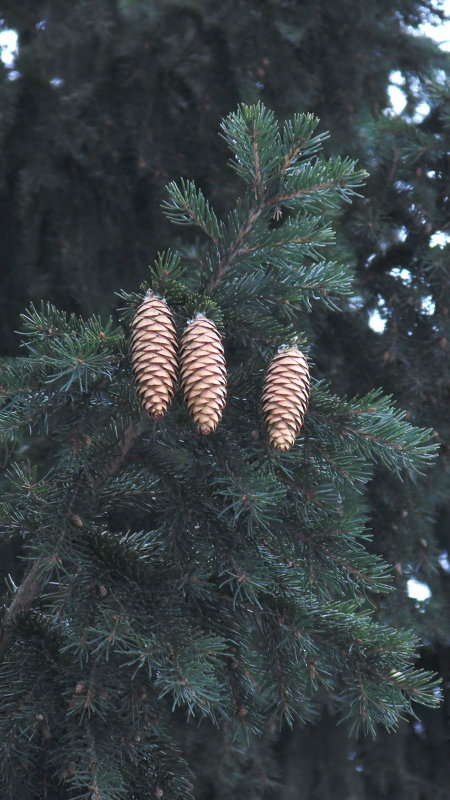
[131,292,178,418]
[261,347,310,451]
[180,314,227,434]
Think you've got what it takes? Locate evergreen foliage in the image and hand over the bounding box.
[1,1,450,798]
[0,104,442,800]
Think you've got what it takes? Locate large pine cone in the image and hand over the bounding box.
[180,314,227,435]
[131,292,178,418]
[261,347,310,451]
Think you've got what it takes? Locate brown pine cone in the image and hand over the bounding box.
[131,292,178,418]
[261,347,310,451]
[180,314,227,435]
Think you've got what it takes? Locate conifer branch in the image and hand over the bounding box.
[207,204,264,292]
[162,180,222,244]
[251,128,263,201]
[0,417,146,661]
[93,417,147,491]
[0,561,48,660]
[238,233,318,254]
[266,180,336,206]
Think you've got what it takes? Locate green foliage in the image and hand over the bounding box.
[0,1,449,798]
[162,181,223,243]
[0,103,442,800]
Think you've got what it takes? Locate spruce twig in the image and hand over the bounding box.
[206,204,264,293]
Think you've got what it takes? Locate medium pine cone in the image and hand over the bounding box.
[131,292,178,418]
[261,347,310,452]
[180,314,227,435]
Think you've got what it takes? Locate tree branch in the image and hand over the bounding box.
[0,416,147,661]
[207,204,264,292]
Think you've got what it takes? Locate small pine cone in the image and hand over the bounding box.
[261,347,310,452]
[180,314,226,435]
[131,292,178,418]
